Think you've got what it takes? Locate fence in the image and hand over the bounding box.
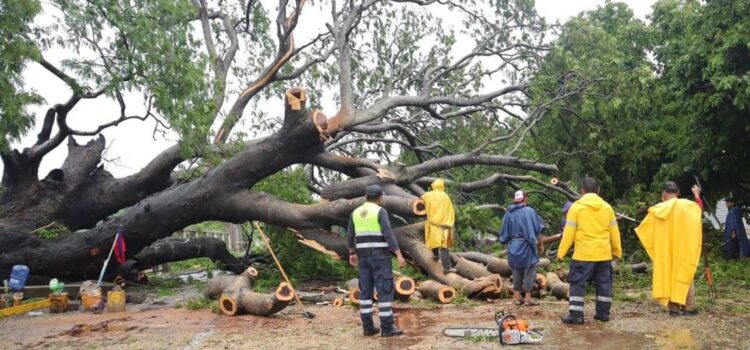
[172,225,249,252]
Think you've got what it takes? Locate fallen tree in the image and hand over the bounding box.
[1,0,593,291]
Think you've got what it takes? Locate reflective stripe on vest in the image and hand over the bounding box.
[352,202,387,250]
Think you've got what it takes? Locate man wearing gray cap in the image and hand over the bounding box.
[347,184,406,337]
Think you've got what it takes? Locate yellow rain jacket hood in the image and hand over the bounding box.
[635,198,702,307]
[421,179,456,249]
[558,193,622,262]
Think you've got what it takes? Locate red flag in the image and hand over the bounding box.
[114,228,127,265]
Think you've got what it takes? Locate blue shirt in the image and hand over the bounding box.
[499,204,545,269]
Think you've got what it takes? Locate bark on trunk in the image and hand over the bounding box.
[205,267,259,299]
[451,256,494,279]
[298,292,345,304]
[546,272,569,300]
[418,280,456,304]
[120,237,245,281]
[0,88,326,281]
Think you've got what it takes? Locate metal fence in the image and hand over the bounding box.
[172,227,248,252]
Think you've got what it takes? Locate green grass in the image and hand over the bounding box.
[168,258,217,273]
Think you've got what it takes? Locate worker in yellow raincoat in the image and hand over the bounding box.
[421,179,456,274]
[635,181,703,317]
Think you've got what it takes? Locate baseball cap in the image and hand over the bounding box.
[513,190,526,203]
[366,185,384,199]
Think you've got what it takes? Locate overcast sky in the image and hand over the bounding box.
[6,0,656,179]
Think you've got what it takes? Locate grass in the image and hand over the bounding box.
[176,296,220,313]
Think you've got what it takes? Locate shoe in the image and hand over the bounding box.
[381,327,404,337]
[561,313,584,325]
[669,311,680,317]
[363,327,380,336]
[594,315,609,322]
[681,309,699,316]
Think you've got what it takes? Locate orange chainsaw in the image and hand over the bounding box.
[442,311,544,345]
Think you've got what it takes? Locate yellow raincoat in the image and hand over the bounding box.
[421,179,455,250]
[635,198,702,307]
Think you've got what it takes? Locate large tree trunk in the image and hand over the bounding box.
[0,88,324,281]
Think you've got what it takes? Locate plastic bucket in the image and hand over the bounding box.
[49,293,69,313]
[9,265,29,291]
[107,290,126,312]
[81,294,102,311]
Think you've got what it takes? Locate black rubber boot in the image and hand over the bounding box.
[594,314,609,322]
[363,327,380,336]
[561,313,584,324]
[381,326,404,337]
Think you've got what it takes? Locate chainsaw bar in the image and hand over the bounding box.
[442,327,499,338]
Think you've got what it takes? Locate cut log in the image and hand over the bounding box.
[453,257,493,279]
[629,262,648,273]
[612,261,649,274]
[546,272,569,300]
[536,273,547,290]
[453,251,495,265]
[205,267,258,299]
[333,298,344,307]
[486,258,512,277]
[298,292,344,304]
[344,278,359,290]
[395,275,416,301]
[537,258,551,270]
[219,282,294,316]
[348,287,360,306]
[418,280,456,304]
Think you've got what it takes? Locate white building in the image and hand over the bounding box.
[706,199,750,235]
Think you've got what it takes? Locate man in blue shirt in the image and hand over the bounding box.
[499,190,545,306]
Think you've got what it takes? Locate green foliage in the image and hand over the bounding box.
[650,0,750,201]
[0,0,43,152]
[49,0,214,150]
[168,257,216,273]
[33,222,71,240]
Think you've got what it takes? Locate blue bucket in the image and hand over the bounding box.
[9,265,29,291]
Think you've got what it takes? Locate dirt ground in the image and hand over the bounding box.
[2,288,749,350]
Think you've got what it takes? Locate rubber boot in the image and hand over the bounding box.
[363,327,380,336]
[381,326,404,337]
[561,312,584,324]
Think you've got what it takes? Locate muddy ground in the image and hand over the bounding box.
[1,284,749,350]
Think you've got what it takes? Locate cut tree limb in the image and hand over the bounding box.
[219,282,294,316]
[546,272,569,300]
[418,280,456,304]
[395,275,416,301]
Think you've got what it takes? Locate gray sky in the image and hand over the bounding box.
[6,0,656,179]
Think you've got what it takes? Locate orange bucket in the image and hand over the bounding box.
[81,294,102,311]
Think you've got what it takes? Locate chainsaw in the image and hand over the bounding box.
[442,311,544,345]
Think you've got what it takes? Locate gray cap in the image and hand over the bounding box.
[366,185,383,199]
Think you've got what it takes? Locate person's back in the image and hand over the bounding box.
[558,177,621,325]
[559,193,621,262]
[421,179,456,274]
